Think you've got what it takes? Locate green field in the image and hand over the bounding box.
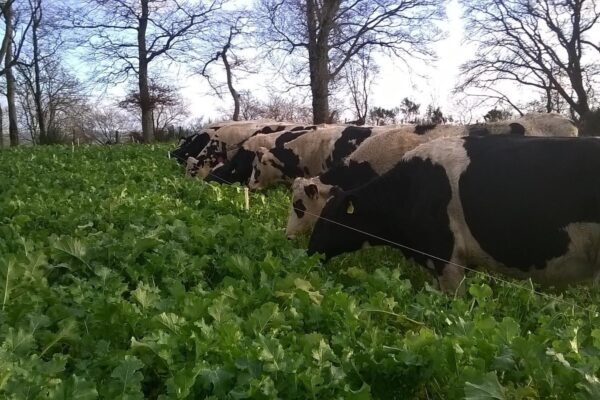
[1,145,600,399]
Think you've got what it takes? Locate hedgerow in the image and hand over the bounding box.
[1,144,599,399]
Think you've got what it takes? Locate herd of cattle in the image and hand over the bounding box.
[169,114,600,293]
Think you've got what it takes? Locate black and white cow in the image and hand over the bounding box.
[189,121,314,178]
[248,125,397,190]
[286,113,579,238]
[412,112,578,139]
[466,112,578,137]
[286,128,423,237]
[205,128,316,185]
[308,135,600,293]
[171,120,270,164]
[170,128,217,165]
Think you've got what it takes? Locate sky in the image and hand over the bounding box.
[177,0,480,123]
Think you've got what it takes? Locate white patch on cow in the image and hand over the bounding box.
[420,125,467,140]
[514,112,579,137]
[526,223,600,285]
[425,259,435,270]
[403,137,494,289]
[346,128,425,175]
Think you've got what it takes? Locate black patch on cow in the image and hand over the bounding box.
[275,130,309,147]
[467,125,490,136]
[308,157,454,269]
[291,125,316,132]
[293,199,306,218]
[414,124,437,135]
[319,161,379,191]
[254,125,290,135]
[325,127,374,168]
[270,146,303,178]
[206,147,257,185]
[460,135,600,271]
[170,132,210,164]
[509,123,525,135]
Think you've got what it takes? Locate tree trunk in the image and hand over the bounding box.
[32,0,46,144]
[4,1,18,147]
[221,49,240,121]
[309,59,330,124]
[138,0,153,143]
[306,0,337,124]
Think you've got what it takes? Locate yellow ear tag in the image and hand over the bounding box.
[347,201,355,214]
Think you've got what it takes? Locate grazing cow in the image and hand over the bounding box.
[287,114,578,237]
[308,135,600,293]
[170,129,217,165]
[467,112,578,137]
[170,120,262,164]
[412,112,578,139]
[248,125,398,190]
[286,129,424,238]
[189,121,313,178]
[206,128,316,185]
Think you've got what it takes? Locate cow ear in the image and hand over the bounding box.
[328,186,342,198]
[304,183,319,199]
[329,185,342,197]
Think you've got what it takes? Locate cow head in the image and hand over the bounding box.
[286,177,334,239]
[193,139,228,178]
[248,147,285,190]
[308,188,378,260]
[170,132,211,164]
[185,156,201,177]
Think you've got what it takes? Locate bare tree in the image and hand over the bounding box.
[65,0,223,143]
[17,56,87,144]
[86,107,134,144]
[423,104,447,124]
[256,0,444,124]
[459,0,600,133]
[1,0,34,146]
[238,91,264,121]
[229,91,313,123]
[369,106,398,126]
[343,48,376,125]
[119,82,189,141]
[399,97,420,123]
[483,108,512,122]
[199,15,246,121]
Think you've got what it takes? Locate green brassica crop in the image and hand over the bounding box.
[0,144,599,399]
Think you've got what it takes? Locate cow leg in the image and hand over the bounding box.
[435,262,465,295]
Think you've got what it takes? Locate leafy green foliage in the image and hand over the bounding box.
[1,144,599,398]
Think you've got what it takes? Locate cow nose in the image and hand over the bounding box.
[287,234,296,240]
